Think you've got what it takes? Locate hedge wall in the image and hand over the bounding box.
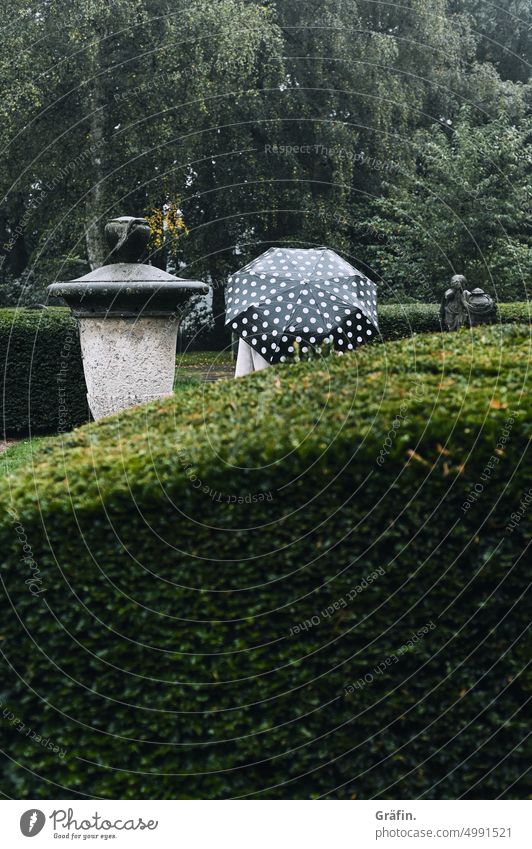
[0,304,529,436]
[377,301,531,340]
[0,308,88,436]
[0,324,529,799]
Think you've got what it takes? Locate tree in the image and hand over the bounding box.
[359,110,532,301]
[0,0,530,313]
[452,0,531,82]
[0,0,285,321]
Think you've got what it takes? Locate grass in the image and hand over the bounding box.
[1,436,51,477]
[175,349,234,382]
[176,349,233,366]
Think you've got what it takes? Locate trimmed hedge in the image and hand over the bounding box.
[0,308,88,436]
[377,301,531,341]
[0,324,529,799]
[0,304,529,436]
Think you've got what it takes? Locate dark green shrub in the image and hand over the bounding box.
[378,303,441,339]
[361,115,532,302]
[0,308,89,436]
[1,304,528,438]
[0,325,529,799]
[497,301,532,325]
[377,302,530,341]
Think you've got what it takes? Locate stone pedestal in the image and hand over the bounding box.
[48,216,208,420]
[79,317,179,419]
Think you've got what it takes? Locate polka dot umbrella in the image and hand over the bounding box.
[225,247,379,363]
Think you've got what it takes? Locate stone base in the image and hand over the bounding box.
[78,316,178,420]
[86,391,174,420]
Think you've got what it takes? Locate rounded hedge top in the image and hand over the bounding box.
[3,323,529,515]
[0,323,529,800]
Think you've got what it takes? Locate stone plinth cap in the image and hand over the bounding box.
[47,216,209,317]
[48,263,208,317]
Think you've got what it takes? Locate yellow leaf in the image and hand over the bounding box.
[406,449,431,466]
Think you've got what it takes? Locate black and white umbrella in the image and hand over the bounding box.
[225,247,378,363]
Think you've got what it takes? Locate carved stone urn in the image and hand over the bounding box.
[464,287,497,326]
[48,216,208,420]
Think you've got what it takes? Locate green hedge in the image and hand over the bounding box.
[0,308,88,436]
[377,301,531,341]
[0,324,529,799]
[1,304,529,436]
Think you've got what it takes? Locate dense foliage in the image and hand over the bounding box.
[363,114,532,301]
[1,303,529,435]
[0,1,530,326]
[0,308,87,436]
[0,325,529,798]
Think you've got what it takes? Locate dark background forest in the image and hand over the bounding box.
[0,0,530,337]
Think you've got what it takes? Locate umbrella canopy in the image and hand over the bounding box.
[225,247,378,364]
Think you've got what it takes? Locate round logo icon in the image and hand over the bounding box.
[20,809,46,837]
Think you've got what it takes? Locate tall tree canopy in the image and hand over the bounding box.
[1,0,530,319]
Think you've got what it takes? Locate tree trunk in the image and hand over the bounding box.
[211,275,227,339]
[84,33,108,269]
[85,176,107,269]
[209,258,230,348]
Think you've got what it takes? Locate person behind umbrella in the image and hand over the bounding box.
[234,335,270,377]
[226,247,379,377]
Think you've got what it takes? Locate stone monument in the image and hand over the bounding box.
[440,274,469,331]
[440,275,497,331]
[48,216,208,419]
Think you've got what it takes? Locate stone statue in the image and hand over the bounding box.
[463,287,497,326]
[440,274,469,331]
[105,216,151,263]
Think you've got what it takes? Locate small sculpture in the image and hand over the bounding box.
[440,276,497,331]
[105,216,151,263]
[440,274,469,331]
[463,287,497,326]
